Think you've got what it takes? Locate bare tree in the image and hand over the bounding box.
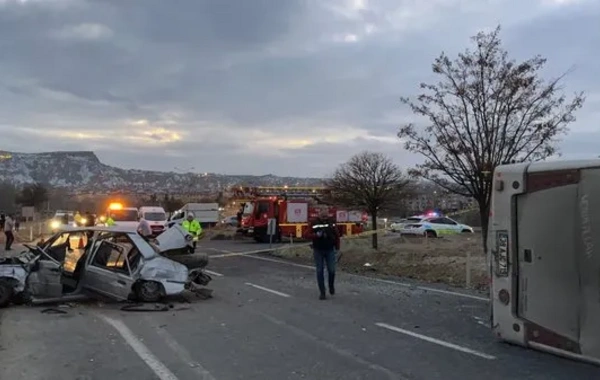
[398,25,585,251]
[326,151,411,249]
[15,182,49,210]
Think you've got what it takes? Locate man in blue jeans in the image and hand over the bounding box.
[304,210,341,300]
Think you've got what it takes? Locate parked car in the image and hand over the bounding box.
[49,211,75,233]
[0,225,211,308]
[389,217,424,232]
[221,215,238,227]
[400,216,474,237]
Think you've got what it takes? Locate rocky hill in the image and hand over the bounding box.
[0,151,323,193]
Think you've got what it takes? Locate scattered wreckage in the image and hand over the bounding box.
[0,225,212,308]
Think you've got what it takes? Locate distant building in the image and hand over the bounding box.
[403,183,476,214]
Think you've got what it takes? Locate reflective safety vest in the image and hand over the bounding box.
[106,217,115,226]
[182,219,202,235]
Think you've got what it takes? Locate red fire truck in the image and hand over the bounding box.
[231,186,366,242]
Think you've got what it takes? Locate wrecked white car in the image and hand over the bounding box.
[0,226,211,308]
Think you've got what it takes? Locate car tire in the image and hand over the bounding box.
[461,229,473,233]
[135,281,163,303]
[0,280,14,308]
[425,230,437,238]
[12,290,32,305]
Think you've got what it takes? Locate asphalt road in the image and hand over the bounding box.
[0,240,598,379]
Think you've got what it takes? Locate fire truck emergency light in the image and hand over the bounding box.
[108,202,123,210]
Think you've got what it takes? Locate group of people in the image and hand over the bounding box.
[0,213,15,251]
[73,211,96,227]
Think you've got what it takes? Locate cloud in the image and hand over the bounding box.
[51,23,114,41]
[0,0,598,177]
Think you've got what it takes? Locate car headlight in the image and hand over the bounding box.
[50,220,60,229]
[81,218,87,224]
[185,234,193,241]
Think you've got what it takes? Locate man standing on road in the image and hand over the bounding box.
[137,217,153,241]
[84,211,96,227]
[3,214,15,251]
[304,209,340,300]
[182,213,202,253]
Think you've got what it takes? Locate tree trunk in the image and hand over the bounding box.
[371,211,378,250]
[478,200,490,254]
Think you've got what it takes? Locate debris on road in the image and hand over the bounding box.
[120,303,170,312]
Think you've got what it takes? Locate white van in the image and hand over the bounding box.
[106,204,139,229]
[138,206,167,236]
[167,203,220,228]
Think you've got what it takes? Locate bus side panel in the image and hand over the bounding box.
[516,184,579,344]
[577,168,600,359]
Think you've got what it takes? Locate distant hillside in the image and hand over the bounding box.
[0,151,323,193]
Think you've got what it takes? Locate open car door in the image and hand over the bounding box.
[83,238,137,301]
[25,244,64,298]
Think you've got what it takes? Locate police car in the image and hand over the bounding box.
[389,217,424,232]
[399,213,473,237]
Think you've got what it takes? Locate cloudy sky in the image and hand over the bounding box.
[0,0,598,177]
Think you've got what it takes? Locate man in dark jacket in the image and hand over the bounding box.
[304,209,340,300]
[84,211,96,227]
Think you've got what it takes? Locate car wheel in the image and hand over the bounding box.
[0,280,14,308]
[12,290,32,305]
[461,229,473,233]
[135,281,163,302]
[425,230,437,238]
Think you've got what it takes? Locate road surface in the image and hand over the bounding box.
[0,240,597,379]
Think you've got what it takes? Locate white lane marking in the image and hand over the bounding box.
[209,247,490,302]
[245,254,488,302]
[413,286,489,302]
[245,282,291,298]
[100,315,179,380]
[245,254,315,270]
[375,323,496,360]
[204,270,223,277]
[261,313,406,380]
[149,318,217,380]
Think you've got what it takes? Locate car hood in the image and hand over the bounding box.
[139,255,188,283]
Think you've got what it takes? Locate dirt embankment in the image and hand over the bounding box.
[269,233,490,291]
[204,225,240,241]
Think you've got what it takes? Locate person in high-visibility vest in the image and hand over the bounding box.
[106,216,115,226]
[74,211,82,226]
[182,213,202,253]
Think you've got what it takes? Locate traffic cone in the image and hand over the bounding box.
[78,236,84,249]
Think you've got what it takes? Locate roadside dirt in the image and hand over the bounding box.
[204,225,239,241]
[270,233,490,291]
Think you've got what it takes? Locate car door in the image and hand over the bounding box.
[83,240,135,300]
[440,217,462,234]
[26,247,64,298]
